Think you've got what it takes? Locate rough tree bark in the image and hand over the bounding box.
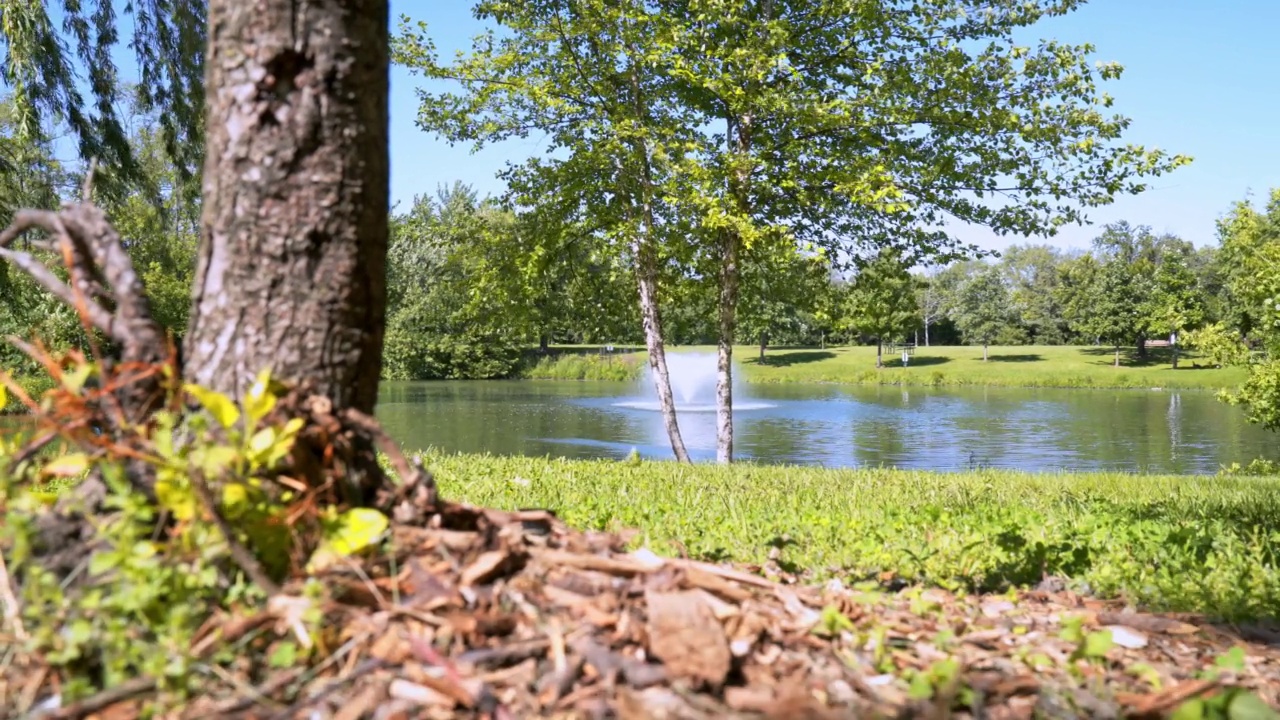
[187,0,388,431]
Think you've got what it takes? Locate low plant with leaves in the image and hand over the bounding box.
[0,346,424,711]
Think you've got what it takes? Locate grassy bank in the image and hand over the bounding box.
[424,451,1280,620]
[524,344,1249,390]
[0,374,55,414]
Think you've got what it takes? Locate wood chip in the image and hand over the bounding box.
[643,589,732,688]
[1097,612,1200,635]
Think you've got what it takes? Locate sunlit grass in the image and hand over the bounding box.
[527,344,1249,390]
[424,451,1280,620]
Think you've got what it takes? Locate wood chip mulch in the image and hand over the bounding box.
[4,502,1279,719]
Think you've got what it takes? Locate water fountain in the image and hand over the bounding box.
[613,351,774,412]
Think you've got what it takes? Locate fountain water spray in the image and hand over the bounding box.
[614,351,773,412]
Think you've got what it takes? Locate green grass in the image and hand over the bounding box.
[1,374,55,414]
[527,344,1249,390]
[521,351,645,381]
[425,451,1280,621]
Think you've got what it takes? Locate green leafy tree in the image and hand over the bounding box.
[1143,252,1206,368]
[950,266,1015,361]
[656,0,1187,461]
[841,249,919,368]
[1084,258,1145,367]
[739,249,831,360]
[382,186,526,380]
[999,244,1068,344]
[395,2,699,462]
[1210,190,1280,433]
[399,0,1188,463]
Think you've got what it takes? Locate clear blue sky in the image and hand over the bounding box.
[390,0,1280,253]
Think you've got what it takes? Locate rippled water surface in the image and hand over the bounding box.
[375,380,1275,474]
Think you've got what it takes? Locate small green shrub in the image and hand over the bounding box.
[521,352,643,381]
[1,359,389,708]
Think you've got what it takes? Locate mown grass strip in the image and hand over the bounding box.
[422,451,1280,621]
[521,344,1249,390]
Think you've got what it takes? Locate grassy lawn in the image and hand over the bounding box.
[424,451,1280,621]
[525,343,1250,390]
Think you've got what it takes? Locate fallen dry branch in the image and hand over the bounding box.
[5,498,1278,720]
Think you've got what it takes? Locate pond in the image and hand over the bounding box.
[375,377,1276,475]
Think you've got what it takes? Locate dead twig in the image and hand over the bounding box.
[343,407,439,506]
[46,676,156,720]
[189,469,283,597]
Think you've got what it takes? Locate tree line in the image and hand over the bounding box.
[372,184,1280,377]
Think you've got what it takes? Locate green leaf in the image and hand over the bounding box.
[248,427,276,456]
[1227,691,1280,720]
[1216,646,1247,672]
[907,672,934,700]
[42,453,89,477]
[307,508,390,573]
[61,362,94,393]
[67,619,94,646]
[1082,630,1114,658]
[185,384,241,429]
[88,552,121,576]
[1171,699,1206,720]
[269,641,298,668]
[155,475,196,521]
[243,368,278,424]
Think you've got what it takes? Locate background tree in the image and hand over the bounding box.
[950,266,1015,361]
[1000,244,1068,344]
[0,94,78,374]
[395,1,698,463]
[0,0,205,202]
[1076,258,1145,367]
[738,249,830,361]
[382,186,525,380]
[1211,189,1280,432]
[1144,251,1206,368]
[915,266,954,348]
[841,249,919,368]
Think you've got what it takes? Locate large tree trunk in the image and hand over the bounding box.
[1136,337,1148,359]
[715,231,740,465]
[759,330,767,361]
[983,343,989,362]
[876,340,883,368]
[188,0,388,424]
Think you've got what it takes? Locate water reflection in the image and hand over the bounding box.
[374,380,1276,474]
